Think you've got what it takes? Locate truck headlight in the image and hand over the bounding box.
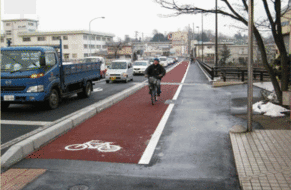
[122,73,128,77]
[27,85,44,93]
[106,73,109,76]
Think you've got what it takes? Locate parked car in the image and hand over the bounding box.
[159,56,168,67]
[133,60,150,75]
[105,60,133,83]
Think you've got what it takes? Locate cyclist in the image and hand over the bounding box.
[144,58,166,96]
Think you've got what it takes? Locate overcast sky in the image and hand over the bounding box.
[1,0,287,41]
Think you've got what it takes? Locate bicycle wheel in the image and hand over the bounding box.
[98,145,121,152]
[65,144,87,151]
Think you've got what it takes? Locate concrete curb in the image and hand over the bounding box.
[1,61,184,170]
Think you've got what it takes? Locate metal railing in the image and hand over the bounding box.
[197,60,270,82]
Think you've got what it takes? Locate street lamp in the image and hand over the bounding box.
[89,17,105,57]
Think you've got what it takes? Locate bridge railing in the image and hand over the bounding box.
[196,60,270,82]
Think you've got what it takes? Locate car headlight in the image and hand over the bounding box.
[122,73,128,77]
[27,85,44,93]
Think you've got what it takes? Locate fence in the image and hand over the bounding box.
[197,60,271,82]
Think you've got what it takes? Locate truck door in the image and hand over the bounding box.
[43,52,60,94]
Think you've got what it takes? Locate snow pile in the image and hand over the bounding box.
[253,101,289,117]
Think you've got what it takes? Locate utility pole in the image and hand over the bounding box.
[247,0,254,132]
[135,31,138,41]
[215,0,218,78]
[201,12,204,62]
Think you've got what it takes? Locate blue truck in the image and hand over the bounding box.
[1,40,102,109]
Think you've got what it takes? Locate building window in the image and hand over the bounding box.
[84,53,89,57]
[18,26,26,28]
[89,44,95,49]
[96,45,101,49]
[72,54,77,58]
[1,37,4,43]
[6,30,12,35]
[102,45,106,49]
[38,36,46,41]
[63,36,68,40]
[84,44,88,49]
[52,36,61,40]
[102,37,105,41]
[83,35,88,40]
[64,45,69,49]
[23,37,31,42]
[6,23,11,26]
[64,54,70,59]
[96,36,101,41]
[28,23,34,26]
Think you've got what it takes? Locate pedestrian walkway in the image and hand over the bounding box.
[230,130,291,190]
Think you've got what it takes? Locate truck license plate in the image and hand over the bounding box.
[4,95,15,101]
[110,77,116,80]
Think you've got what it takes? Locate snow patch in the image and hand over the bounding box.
[252,101,289,117]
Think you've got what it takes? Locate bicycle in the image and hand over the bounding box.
[148,76,158,105]
[65,140,121,152]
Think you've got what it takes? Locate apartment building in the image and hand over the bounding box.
[1,19,115,60]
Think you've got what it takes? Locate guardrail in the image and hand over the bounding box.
[197,60,270,82]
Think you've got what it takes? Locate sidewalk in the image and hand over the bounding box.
[230,130,291,190]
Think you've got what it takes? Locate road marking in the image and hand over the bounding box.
[1,120,52,126]
[93,87,103,92]
[138,62,190,165]
[65,140,121,152]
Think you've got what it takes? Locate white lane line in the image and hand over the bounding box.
[138,62,190,165]
[1,120,53,126]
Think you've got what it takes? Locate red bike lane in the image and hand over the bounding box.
[27,61,189,164]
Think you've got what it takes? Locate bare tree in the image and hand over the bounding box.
[155,0,290,105]
[106,41,127,59]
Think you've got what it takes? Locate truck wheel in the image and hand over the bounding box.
[78,81,92,98]
[47,89,59,109]
[1,102,10,110]
[106,80,109,84]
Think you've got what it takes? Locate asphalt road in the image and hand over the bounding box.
[1,63,179,154]
[13,61,243,190]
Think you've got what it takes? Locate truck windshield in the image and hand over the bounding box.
[111,62,127,69]
[1,51,42,72]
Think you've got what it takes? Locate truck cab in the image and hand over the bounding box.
[1,46,60,109]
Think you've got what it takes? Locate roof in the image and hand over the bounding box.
[2,19,38,22]
[18,30,115,37]
[1,46,56,52]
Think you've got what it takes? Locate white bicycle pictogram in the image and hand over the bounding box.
[65,140,121,152]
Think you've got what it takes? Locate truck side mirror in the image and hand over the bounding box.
[40,55,46,66]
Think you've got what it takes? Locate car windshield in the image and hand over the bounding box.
[111,62,127,69]
[1,51,42,72]
[160,58,167,61]
[134,62,147,66]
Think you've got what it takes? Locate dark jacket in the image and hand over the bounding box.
[145,63,166,79]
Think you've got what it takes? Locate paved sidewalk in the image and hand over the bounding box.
[230,130,291,190]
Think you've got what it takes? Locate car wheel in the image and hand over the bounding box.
[47,89,59,109]
[78,81,92,98]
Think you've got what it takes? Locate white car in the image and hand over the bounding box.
[105,60,133,83]
[158,57,168,67]
[133,60,150,75]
